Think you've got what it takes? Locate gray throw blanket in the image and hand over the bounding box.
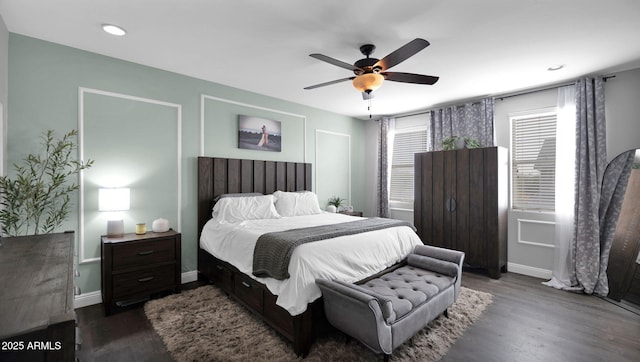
[252,217,416,280]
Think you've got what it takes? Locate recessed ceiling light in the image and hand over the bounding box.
[547,64,565,71]
[102,24,127,36]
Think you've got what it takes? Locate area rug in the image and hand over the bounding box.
[144,285,492,362]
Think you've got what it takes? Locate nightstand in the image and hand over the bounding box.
[101,229,181,316]
[340,210,363,217]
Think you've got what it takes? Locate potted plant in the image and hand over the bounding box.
[441,136,481,150]
[327,195,345,213]
[441,136,463,150]
[0,129,93,236]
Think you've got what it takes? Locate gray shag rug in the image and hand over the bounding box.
[144,285,492,361]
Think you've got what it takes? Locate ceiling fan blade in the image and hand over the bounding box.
[382,72,439,85]
[304,77,355,90]
[309,53,358,71]
[374,38,430,71]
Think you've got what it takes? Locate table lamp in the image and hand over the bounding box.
[99,188,130,237]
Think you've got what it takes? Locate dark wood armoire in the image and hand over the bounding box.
[414,146,508,279]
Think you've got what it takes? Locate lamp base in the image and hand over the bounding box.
[106,220,124,237]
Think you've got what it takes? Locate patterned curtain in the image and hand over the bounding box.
[377,117,394,218]
[572,77,608,295]
[428,97,495,150]
[596,150,636,295]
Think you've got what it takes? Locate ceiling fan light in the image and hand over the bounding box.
[352,73,384,93]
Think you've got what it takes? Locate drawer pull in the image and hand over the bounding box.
[241,281,251,288]
[138,276,155,282]
[137,250,154,256]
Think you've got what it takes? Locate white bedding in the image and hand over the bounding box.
[200,212,422,316]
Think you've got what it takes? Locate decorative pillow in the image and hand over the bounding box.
[273,190,323,217]
[213,192,263,203]
[407,254,459,277]
[211,194,280,223]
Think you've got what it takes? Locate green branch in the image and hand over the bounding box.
[0,129,93,236]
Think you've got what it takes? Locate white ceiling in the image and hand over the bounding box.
[1,0,640,119]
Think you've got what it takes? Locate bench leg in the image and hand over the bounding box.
[444,308,449,318]
[383,353,391,362]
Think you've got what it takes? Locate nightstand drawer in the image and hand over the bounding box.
[112,264,176,300]
[102,230,181,315]
[112,238,175,270]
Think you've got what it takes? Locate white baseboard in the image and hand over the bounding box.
[181,270,198,284]
[74,270,200,309]
[507,262,552,280]
[74,290,102,309]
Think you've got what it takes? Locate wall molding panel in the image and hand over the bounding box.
[315,129,351,206]
[200,94,307,162]
[516,218,556,249]
[78,87,182,264]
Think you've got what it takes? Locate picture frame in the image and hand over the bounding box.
[238,115,282,152]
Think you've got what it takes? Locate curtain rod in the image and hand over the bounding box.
[392,75,617,120]
[393,101,482,119]
[497,75,616,101]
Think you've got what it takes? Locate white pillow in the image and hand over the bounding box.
[211,194,280,224]
[273,191,323,217]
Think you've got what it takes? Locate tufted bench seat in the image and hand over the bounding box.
[316,244,465,361]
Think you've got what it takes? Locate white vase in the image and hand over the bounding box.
[152,218,170,232]
[326,205,337,213]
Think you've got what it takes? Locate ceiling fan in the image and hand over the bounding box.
[304,38,439,100]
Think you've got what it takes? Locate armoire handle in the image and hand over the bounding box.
[446,198,457,212]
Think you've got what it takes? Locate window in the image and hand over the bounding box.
[510,110,557,211]
[389,122,428,208]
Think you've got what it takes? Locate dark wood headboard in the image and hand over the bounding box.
[197,157,312,237]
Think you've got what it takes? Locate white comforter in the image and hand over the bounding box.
[199,212,422,316]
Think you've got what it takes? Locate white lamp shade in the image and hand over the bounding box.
[98,188,130,211]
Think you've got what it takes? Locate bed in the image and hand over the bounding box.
[197,157,422,356]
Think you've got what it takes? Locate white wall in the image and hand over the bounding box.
[363,67,640,279]
[605,68,640,161]
[495,89,558,278]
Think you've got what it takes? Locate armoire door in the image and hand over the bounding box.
[415,147,507,279]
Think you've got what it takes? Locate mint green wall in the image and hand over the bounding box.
[0,14,8,175]
[7,34,366,296]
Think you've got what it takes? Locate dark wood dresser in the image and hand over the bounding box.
[414,147,508,278]
[0,232,76,361]
[101,230,181,315]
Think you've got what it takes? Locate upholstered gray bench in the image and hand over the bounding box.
[316,244,465,360]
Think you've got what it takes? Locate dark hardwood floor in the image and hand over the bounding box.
[76,272,640,361]
[445,272,640,362]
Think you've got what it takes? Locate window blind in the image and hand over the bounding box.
[511,113,557,211]
[390,129,428,203]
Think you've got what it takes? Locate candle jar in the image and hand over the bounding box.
[135,223,147,235]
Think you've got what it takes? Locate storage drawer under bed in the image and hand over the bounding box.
[210,258,234,292]
[234,273,264,313]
